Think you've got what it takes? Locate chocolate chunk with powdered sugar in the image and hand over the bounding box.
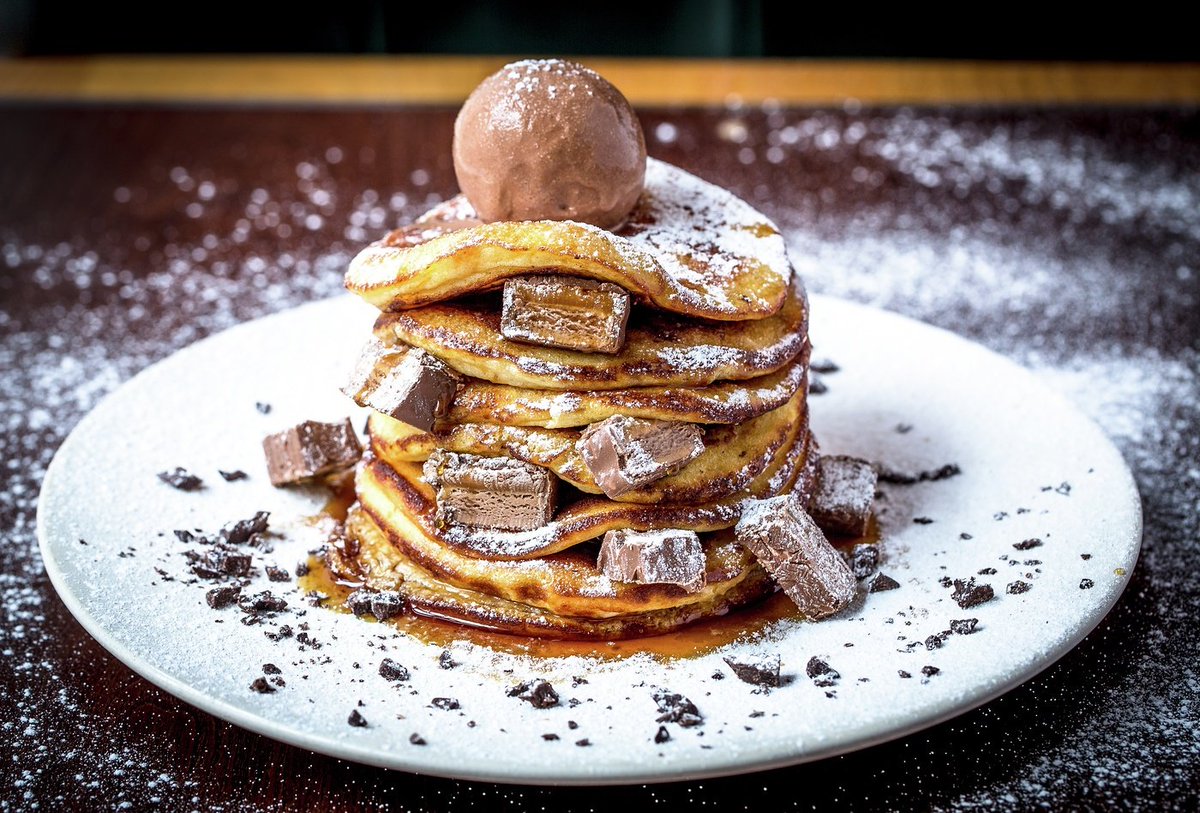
[157,467,203,491]
[508,680,560,709]
[735,492,857,619]
[501,275,631,354]
[809,455,877,537]
[378,658,410,682]
[652,690,703,727]
[722,654,783,688]
[951,578,995,609]
[342,340,460,432]
[577,416,704,499]
[205,585,241,609]
[847,543,880,579]
[597,528,706,593]
[868,572,900,593]
[806,657,840,687]
[423,450,557,532]
[262,419,362,486]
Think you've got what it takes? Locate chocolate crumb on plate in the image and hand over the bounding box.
[951,578,995,609]
[1014,538,1043,551]
[347,710,368,728]
[913,517,935,525]
[378,658,410,682]
[877,463,962,485]
[239,591,287,613]
[575,739,591,747]
[654,726,671,744]
[221,511,270,545]
[652,690,703,727]
[255,401,272,414]
[157,467,203,491]
[431,697,461,711]
[722,654,783,688]
[438,650,459,670]
[810,358,840,374]
[805,657,840,687]
[1080,578,1095,589]
[249,677,275,694]
[1007,580,1032,595]
[711,671,725,680]
[265,565,290,582]
[262,663,281,674]
[950,618,979,635]
[218,469,248,482]
[922,666,941,677]
[409,733,426,745]
[925,631,951,650]
[868,572,900,593]
[898,670,912,679]
[847,543,880,580]
[205,585,240,609]
[542,733,560,741]
[808,376,827,395]
[509,680,560,709]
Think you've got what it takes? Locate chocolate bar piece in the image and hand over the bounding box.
[342,340,459,431]
[598,528,706,593]
[577,416,704,498]
[262,418,362,486]
[735,492,857,619]
[422,450,557,532]
[501,275,631,354]
[809,455,877,537]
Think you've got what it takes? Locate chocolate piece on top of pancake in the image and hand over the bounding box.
[578,416,704,499]
[501,275,631,354]
[262,418,362,487]
[735,492,857,619]
[598,528,706,593]
[423,450,557,532]
[342,339,460,432]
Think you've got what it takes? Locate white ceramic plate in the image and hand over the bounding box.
[37,294,1141,786]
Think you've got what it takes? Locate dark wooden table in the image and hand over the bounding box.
[2,60,1199,810]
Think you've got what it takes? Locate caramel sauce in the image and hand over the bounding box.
[298,513,880,662]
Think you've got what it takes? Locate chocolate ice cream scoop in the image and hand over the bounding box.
[453,59,647,230]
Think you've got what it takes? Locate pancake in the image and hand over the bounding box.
[369,388,808,505]
[443,352,808,428]
[355,425,817,562]
[373,273,807,390]
[330,508,778,638]
[346,159,791,322]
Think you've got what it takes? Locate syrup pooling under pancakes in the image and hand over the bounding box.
[325,59,873,643]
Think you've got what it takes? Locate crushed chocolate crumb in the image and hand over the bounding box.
[431,698,461,711]
[925,631,951,650]
[409,733,426,745]
[722,654,783,688]
[950,618,979,635]
[379,658,410,682]
[810,359,840,374]
[541,733,560,741]
[913,517,934,524]
[654,726,671,744]
[249,677,275,694]
[978,567,997,575]
[898,670,912,679]
[575,739,591,747]
[711,671,725,681]
[205,585,241,609]
[1080,578,1095,589]
[808,376,827,395]
[218,469,248,482]
[255,401,272,414]
[239,591,287,613]
[806,657,840,687]
[1013,538,1043,551]
[509,680,560,709]
[438,650,459,670]
[960,532,973,540]
[921,666,941,677]
[222,511,270,545]
[951,578,995,609]
[347,710,368,728]
[653,690,703,727]
[265,565,290,582]
[868,572,901,593]
[157,467,203,491]
[877,463,962,485]
[847,543,880,580]
[1007,580,1032,595]
[295,560,310,577]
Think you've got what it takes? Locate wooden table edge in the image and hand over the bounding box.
[1,56,1199,106]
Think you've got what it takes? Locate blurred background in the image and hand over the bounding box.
[2,1,1196,60]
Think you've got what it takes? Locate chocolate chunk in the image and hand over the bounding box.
[847,543,880,579]
[913,517,934,525]
[509,680,560,709]
[868,572,900,593]
[255,401,272,414]
[262,663,281,674]
[722,654,782,688]
[1013,538,1043,551]
[653,690,703,727]
[951,578,995,609]
[654,726,671,744]
[158,467,203,491]
[222,511,270,545]
[541,733,560,741]
[950,618,979,635]
[199,546,252,578]
[877,464,961,485]
[809,456,877,537]
[735,493,857,619]
[925,631,951,650]
[249,677,275,694]
[431,697,461,710]
[810,359,840,374]
[1007,580,1031,595]
[921,665,940,677]
[577,416,705,498]
[409,733,426,745]
[239,591,288,613]
[806,657,840,687]
[262,418,362,486]
[218,469,248,482]
[342,340,460,432]
[347,710,368,728]
[438,650,459,670]
[501,275,631,354]
[378,658,410,682]
[575,739,591,747]
[898,670,912,679]
[978,567,997,575]
[265,565,290,582]
[597,528,705,593]
[423,450,556,532]
[370,591,406,620]
[346,589,374,617]
[206,585,241,609]
[808,376,827,395]
[1080,578,1095,589]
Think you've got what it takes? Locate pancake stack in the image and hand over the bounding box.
[325,59,857,640]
